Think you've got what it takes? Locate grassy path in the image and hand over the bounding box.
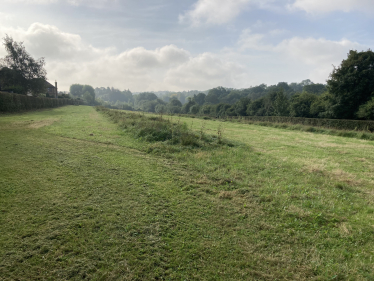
[1,106,373,280]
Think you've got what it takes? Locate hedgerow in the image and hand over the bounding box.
[0,92,81,112]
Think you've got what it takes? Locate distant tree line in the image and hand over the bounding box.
[129,50,374,120]
[62,49,374,121]
[94,87,134,110]
[69,84,96,105]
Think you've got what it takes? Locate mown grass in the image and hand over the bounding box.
[1,106,374,280]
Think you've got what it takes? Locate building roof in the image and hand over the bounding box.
[45,81,55,88]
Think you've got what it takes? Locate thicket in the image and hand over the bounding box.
[96,106,232,150]
[0,92,80,112]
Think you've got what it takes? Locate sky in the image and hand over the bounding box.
[0,0,373,92]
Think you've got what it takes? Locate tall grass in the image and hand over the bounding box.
[96,106,231,148]
[245,120,374,140]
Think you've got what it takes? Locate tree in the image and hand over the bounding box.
[181,98,196,114]
[82,85,95,96]
[193,93,206,105]
[0,35,47,96]
[273,91,290,116]
[246,98,266,116]
[205,87,228,104]
[168,98,182,107]
[155,104,166,114]
[289,93,317,117]
[303,83,326,95]
[234,97,251,116]
[356,97,374,120]
[327,50,374,119]
[83,91,95,104]
[189,105,200,114]
[70,84,84,97]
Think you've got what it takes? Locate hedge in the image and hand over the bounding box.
[0,92,81,112]
[230,115,374,132]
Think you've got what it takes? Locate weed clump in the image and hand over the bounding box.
[96,106,232,149]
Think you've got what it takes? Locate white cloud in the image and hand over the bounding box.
[179,0,252,26]
[164,53,245,90]
[236,29,367,83]
[0,22,244,91]
[290,0,374,13]
[0,22,369,93]
[275,37,364,81]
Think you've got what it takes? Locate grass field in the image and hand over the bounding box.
[1,106,374,280]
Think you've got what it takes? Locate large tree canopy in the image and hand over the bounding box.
[327,50,374,119]
[0,35,47,95]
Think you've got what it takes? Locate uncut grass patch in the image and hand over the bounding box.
[96,106,233,150]
[243,119,374,141]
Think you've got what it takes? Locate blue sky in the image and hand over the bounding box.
[0,0,373,91]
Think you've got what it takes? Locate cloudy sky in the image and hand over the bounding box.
[0,0,373,92]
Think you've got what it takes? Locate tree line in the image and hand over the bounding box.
[123,50,374,120]
[2,35,373,120]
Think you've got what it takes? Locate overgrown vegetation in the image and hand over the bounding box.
[244,119,374,141]
[96,106,232,150]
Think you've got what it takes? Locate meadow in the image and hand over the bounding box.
[1,106,373,280]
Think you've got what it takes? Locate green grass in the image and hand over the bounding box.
[1,106,374,280]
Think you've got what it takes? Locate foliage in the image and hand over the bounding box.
[0,35,47,96]
[69,84,84,98]
[303,83,326,95]
[246,98,266,116]
[192,92,206,105]
[0,91,80,112]
[181,98,196,114]
[233,97,251,116]
[289,92,318,118]
[155,104,167,114]
[273,91,290,116]
[83,91,95,105]
[168,98,182,107]
[205,86,229,104]
[357,97,374,120]
[189,104,200,114]
[95,87,133,105]
[166,105,181,114]
[327,50,374,119]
